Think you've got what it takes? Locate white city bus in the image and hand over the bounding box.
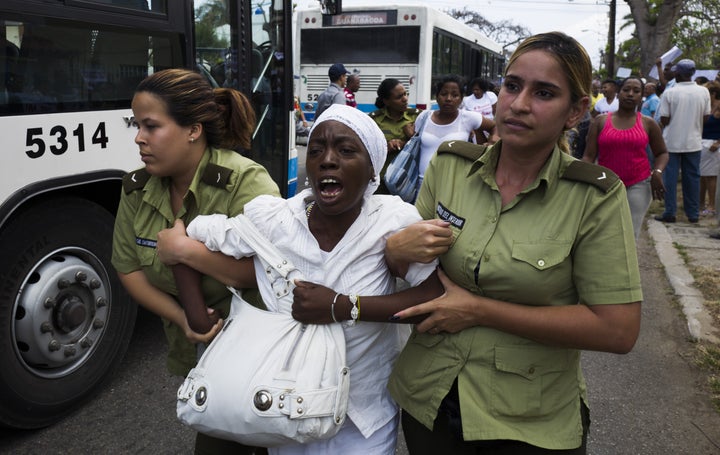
[295,4,505,118]
[0,0,296,429]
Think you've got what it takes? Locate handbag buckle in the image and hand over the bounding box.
[254,390,273,411]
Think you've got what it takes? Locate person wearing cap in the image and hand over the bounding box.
[315,63,350,118]
[655,59,712,224]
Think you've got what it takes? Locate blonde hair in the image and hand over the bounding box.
[505,32,592,153]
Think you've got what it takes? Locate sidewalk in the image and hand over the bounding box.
[646,213,720,343]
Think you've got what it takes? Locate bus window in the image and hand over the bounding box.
[68,0,168,14]
[0,18,181,115]
[301,27,420,64]
[193,1,293,195]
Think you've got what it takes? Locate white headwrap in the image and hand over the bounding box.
[308,104,387,197]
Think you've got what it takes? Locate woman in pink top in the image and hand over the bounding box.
[583,77,669,239]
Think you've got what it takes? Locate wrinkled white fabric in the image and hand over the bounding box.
[187,190,436,442]
[310,104,387,198]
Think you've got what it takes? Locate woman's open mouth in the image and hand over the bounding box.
[318,177,343,198]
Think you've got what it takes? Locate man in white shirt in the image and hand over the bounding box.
[591,79,619,116]
[655,59,712,223]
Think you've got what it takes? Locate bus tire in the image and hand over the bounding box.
[0,197,137,429]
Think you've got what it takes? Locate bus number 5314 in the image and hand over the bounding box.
[25,123,109,158]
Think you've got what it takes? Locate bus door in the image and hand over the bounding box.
[194,0,296,196]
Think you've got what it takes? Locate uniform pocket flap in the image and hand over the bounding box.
[511,241,572,271]
[410,330,445,347]
[494,345,572,381]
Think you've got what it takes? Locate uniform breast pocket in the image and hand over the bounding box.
[133,218,160,268]
[510,240,574,302]
[447,224,464,248]
[511,241,572,271]
[136,242,157,267]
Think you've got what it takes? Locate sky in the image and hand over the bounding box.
[298,0,633,71]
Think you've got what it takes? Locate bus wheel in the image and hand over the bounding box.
[0,197,137,429]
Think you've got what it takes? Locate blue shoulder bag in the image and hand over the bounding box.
[383,112,430,203]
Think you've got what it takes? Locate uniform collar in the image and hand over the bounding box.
[380,107,415,122]
[141,148,213,220]
[187,148,213,202]
[470,140,566,201]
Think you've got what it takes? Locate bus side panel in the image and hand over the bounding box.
[0,110,141,200]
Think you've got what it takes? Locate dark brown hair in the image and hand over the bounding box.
[135,68,256,150]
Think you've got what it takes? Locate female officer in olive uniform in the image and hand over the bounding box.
[111,68,279,455]
[369,78,422,193]
[384,33,642,454]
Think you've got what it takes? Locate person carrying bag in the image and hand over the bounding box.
[176,214,350,447]
[160,105,442,454]
[383,111,430,203]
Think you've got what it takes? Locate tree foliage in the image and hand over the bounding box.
[446,7,530,55]
[619,0,719,77]
[670,0,720,68]
[194,0,229,50]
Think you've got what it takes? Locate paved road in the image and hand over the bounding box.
[2,220,720,454]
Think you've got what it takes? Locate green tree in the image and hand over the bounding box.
[624,0,683,76]
[194,0,229,50]
[446,7,530,55]
[621,0,719,77]
[670,0,720,69]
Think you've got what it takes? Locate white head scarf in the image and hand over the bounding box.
[308,104,387,197]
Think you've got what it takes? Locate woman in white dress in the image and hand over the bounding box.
[158,105,443,454]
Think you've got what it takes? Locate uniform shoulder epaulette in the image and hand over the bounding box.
[437,140,488,161]
[561,160,619,193]
[368,109,382,118]
[201,162,234,188]
[122,168,151,194]
[407,107,422,115]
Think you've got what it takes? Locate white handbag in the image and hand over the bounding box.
[176,215,350,447]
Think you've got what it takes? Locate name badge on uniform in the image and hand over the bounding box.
[135,237,157,248]
[436,202,465,229]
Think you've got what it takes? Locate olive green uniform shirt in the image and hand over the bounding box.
[388,141,642,450]
[369,107,421,192]
[111,147,280,376]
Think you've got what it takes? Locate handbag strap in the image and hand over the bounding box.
[225,215,303,305]
[226,215,297,277]
[415,110,431,136]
